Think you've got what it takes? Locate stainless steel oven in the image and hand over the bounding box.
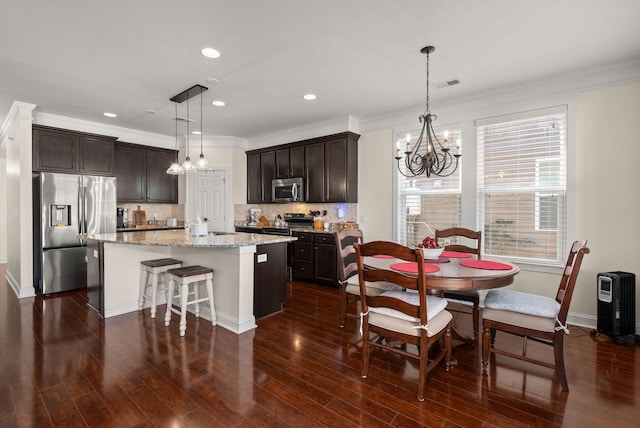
[272,177,304,203]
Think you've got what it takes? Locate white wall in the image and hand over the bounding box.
[4,104,35,297]
[356,81,640,328]
[0,156,6,263]
[357,129,394,242]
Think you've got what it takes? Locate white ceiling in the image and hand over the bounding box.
[1,0,639,141]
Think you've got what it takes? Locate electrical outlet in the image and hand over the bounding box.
[152,213,158,221]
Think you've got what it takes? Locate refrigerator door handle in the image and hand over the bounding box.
[78,187,83,242]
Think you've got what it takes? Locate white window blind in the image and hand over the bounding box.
[396,129,462,246]
[477,107,567,265]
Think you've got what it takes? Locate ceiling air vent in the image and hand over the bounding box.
[433,78,461,89]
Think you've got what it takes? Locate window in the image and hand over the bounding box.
[477,107,567,265]
[396,129,462,247]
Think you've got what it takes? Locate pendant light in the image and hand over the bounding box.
[181,93,196,172]
[195,86,210,170]
[167,84,208,175]
[166,101,184,175]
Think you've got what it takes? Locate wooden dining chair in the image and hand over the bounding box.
[354,240,452,401]
[334,229,402,327]
[481,240,590,391]
[435,227,482,342]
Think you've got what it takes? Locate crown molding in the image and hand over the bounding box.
[33,111,175,149]
[0,101,37,151]
[359,57,640,135]
[247,115,360,150]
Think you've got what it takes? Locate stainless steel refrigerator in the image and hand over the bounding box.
[33,172,116,294]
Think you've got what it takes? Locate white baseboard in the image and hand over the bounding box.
[5,271,36,298]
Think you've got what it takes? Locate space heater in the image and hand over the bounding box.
[597,271,636,337]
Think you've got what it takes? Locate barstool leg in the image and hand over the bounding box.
[206,275,216,326]
[150,272,159,318]
[165,277,175,327]
[139,268,149,310]
[179,281,189,336]
[194,283,200,317]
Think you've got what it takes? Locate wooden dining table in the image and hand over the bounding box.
[363,253,520,292]
[363,252,520,351]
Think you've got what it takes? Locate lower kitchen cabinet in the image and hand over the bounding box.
[292,231,339,287]
[254,242,288,319]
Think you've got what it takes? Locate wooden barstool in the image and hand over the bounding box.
[164,265,215,336]
[139,258,182,318]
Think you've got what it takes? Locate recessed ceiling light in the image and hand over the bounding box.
[103,112,117,118]
[192,131,202,135]
[206,77,220,84]
[146,109,157,114]
[303,94,317,101]
[201,48,221,59]
[212,100,226,107]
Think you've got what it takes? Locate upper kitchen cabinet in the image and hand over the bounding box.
[146,149,178,203]
[246,153,262,204]
[245,132,359,204]
[275,146,305,178]
[32,125,116,175]
[305,132,359,203]
[114,142,178,204]
[260,151,276,203]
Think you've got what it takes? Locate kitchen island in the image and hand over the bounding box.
[87,230,295,334]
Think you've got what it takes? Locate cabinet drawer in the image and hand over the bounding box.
[314,233,335,244]
[293,232,313,243]
[293,242,313,261]
[293,260,313,280]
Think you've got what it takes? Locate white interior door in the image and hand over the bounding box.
[189,170,226,232]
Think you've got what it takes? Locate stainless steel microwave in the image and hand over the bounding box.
[272,177,304,203]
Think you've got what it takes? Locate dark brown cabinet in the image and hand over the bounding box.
[146,149,178,203]
[305,133,358,203]
[114,144,146,202]
[254,242,288,319]
[292,231,339,286]
[114,142,178,204]
[260,151,276,203]
[246,132,359,204]
[246,153,262,204]
[33,125,116,175]
[275,146,305,178]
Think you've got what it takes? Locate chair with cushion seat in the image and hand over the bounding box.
[164,265,216,337]
[435,227,482,342]
[354,240,452,401]
[334,228,402,327]
[482,240,590,391]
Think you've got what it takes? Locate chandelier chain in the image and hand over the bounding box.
[425,48,430,116]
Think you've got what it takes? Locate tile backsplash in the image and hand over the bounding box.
[117,203,184,225]
[235,202,357,225]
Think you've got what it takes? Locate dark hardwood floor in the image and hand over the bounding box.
[0,264,638,427]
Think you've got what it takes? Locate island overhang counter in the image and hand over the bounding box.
[87,230,296,334]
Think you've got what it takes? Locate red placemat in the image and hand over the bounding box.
[460,260,512,270]
[441,251,473,258]
[372,254,395,259]
[390,262,440,273]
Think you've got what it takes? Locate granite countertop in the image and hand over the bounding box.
[89,229,296,248]
[116,225,184,232]
[234,224,348,235]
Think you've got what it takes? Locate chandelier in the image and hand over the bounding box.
[395,46,461,177]
[166,84,209,175]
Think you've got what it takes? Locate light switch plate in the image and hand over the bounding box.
[257,254,267,263]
